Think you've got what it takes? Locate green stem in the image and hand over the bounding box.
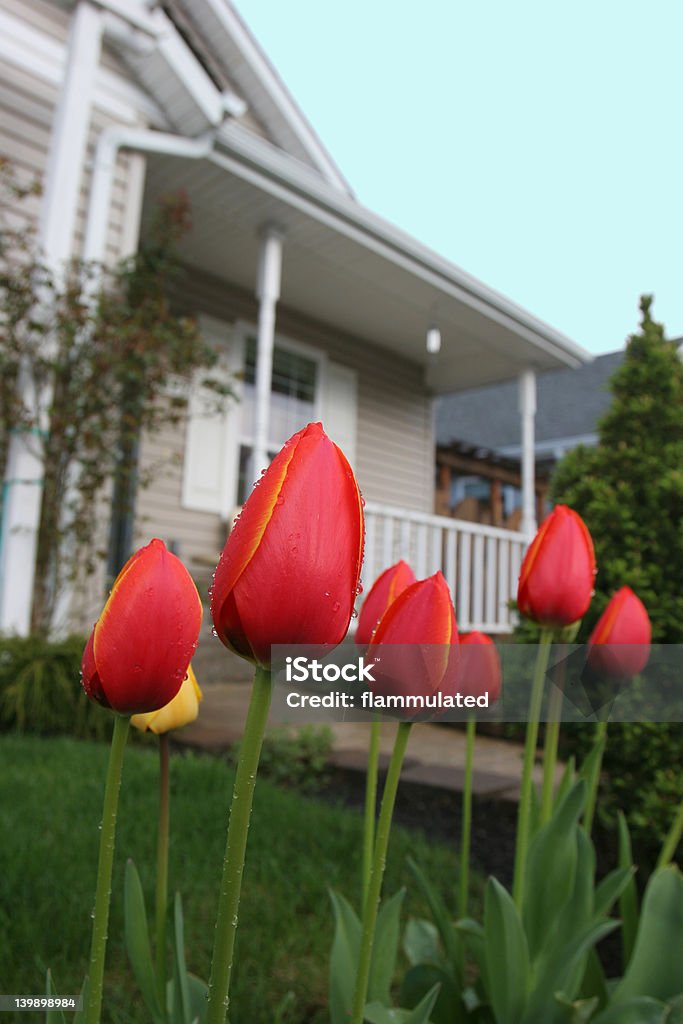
[513,628,553,909]
[85,713,130,1024]
[540,684,564,824]
[458,717,476,920]
[155,732,170,1007]
[583,719,608,835]
[362,719,381,913]
[658,800,683,869]
[206,667,272,1024]
[350,721,411,1024]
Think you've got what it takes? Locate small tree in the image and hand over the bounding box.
[551,295,683,642]
[1,162,230,634]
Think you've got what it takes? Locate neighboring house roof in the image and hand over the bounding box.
[436,350,625,454]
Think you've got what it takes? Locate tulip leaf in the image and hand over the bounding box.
[591,996,667,1024]
[72,975,88,1024]
[403,918,443,967]
[329,889,361,1024]
[578,950,608,1008]
[523,919,618,1022]
[364,982,441,1024]
[369,888,406,1005]
[594,865,636,919]
[45,968,67,1024]
[407,858,461,982]
[551,992,599,1023]
[124,859,165,1023]
[172,892,192,1024]
[617,811,639,969]
[612,867,683,1004]
[399,964,464,1024]
[484,878,529,1024]
[523,780,587,962]
[555,755,577,810]
[186,974,209,1024]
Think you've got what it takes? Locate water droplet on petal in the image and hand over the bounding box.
[332,601,341,613]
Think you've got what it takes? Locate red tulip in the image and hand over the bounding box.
[355,560,416,646]
[458,632,502,703]
[211,422,364,667]
[81,539,202,714]
[587,586,651,678]
[366,572,458,713]
[517,505,596,627]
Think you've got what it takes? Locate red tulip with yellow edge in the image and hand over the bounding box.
[131,665,202,734]
[458,631,502,703]
[211,421,364,667]
[587,585,651,678]
[81,538,203,715]
[517,504,596,627]
[351,570,458,1024]
[206,422,364,1024]
[366,571,458,713]
[355,560,416,646]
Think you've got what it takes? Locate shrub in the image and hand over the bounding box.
[0,634,110,741]
[230,725,334,793]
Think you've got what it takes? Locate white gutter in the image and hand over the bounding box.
[209,125,590,368]
[82,126,217,264]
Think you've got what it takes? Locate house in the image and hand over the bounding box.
[0,0,589,637]
[434,350,625,529]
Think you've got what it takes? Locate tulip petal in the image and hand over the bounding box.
[356,560,416,646]
[81,629,111,708]
[131,666,202,734]
[93,539,203,713]
[212,422,364,666]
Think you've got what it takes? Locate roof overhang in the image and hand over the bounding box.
[142,123,589,394]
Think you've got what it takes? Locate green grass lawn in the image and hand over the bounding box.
[0,735,468,1024]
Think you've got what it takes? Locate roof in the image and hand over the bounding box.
[435,350,625,451]
[84,0,592,388]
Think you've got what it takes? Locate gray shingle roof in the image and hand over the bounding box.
[435,350,625,451]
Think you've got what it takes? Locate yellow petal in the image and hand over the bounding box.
[130,665,202,734]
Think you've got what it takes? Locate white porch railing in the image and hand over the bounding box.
[363,501,527,634]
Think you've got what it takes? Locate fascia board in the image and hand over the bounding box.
[213,124,589,368]
[195,0,353,195]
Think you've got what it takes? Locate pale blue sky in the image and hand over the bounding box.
[234,1,682,355]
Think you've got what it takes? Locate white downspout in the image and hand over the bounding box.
[253,225,285,478]
[82,126,216,264]
[519,369,537,542]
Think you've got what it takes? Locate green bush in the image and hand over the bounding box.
[551,296,683,643]
[0,634,110,741]
[230,724,334,793]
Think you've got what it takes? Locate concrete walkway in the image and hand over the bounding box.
[175,681,560,803]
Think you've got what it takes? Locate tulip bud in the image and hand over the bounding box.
[130,665,202,734]
[211,422,364,667]
[355,560,416,646]
[367,572,458,713]
[587,586,651,678]
[458,632,502,703]
[517,505,596,627]
[81,539,202,714]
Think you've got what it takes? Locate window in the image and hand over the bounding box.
[237,335,320,503]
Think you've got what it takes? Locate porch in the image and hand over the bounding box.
[363,501,525,635]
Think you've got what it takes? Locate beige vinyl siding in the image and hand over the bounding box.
[1,0,69,43]
[134,267,434,571]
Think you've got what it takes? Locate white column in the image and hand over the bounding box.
[252,225,284,478]
[518,369,537,542]
[0,1,103,635]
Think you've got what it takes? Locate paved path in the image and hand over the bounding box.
[175,681,561,803]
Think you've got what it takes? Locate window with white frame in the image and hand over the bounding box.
[183,318,358,517]
[236,334,322,503]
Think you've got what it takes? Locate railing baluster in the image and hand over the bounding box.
[458,531,472,630]
[445,527,457,596]
[498,539,510,628]
[485,536,497,628]
[416,524,427,578]
[472,534,484,627]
